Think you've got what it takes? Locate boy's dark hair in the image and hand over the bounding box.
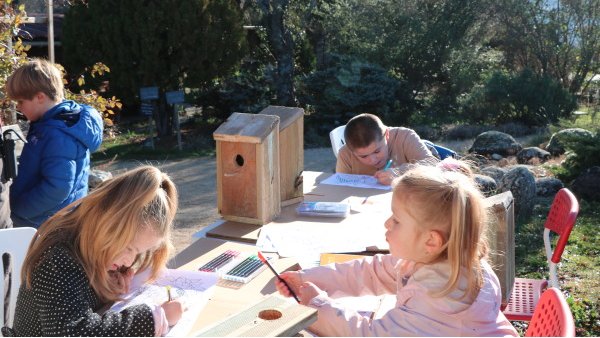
[5,58,64,101]
[344,113,387,149]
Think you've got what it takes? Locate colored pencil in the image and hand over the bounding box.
[383,159,393,171]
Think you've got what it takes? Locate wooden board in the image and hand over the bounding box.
[485,191,515,307]
[172,238,306,335]
[278,116,303,203]
[258,106,304,131]
[255,129,281,224]
[194,294,317,337]
[214,113,280,144]
[259,106,304,204]
[217,141,259,219]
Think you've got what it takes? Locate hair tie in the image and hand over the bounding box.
[437,157,461,171]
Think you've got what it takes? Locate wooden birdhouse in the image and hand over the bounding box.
[258,106,304,206]
[213,113,281,225]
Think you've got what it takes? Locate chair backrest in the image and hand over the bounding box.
[423,140,457,160]
[543,188,578,288]
[329,125,346,158]
[544,188,579,264]
[525,287,575,337]
[0,227,37,330]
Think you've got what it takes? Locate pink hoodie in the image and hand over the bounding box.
[301,254,518,336]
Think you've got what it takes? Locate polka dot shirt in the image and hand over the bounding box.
[2,245,155,337]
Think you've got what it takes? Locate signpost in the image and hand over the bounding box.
[166,90,185,151]
[140,86,160,149]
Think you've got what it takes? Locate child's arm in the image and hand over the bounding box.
[30,247,158,336]
[11,141,78,220]
[306,261,518,337]
[302,254,398,297]
[335,146,354,173]
[397,129,436,164]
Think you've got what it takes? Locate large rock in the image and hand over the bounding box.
[536,177,564,197]
[571,166,600,201]
[469,131,523,157]
[474,174,497,197]
[546,128,594,156]
[498,166,536,223]
[89,169,113,189]
[517,147,551,164]
[480,166,508,185]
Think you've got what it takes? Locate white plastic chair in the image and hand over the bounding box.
[1,227,36,330]
[329,125,346,158]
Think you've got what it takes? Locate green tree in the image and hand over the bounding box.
[1,0,118,125]
[0,0,30,123]
[492,0,600,95]
[62,0,246,135]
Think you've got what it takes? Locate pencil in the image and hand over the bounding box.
[166,285,172,302]
[257,252,300,303]
[383,159,393,171]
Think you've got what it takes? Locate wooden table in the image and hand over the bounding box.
[203,170,515,306]
[207,171,392,252]
[168,237,315,335]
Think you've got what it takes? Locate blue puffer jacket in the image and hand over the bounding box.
[10,100,103,228]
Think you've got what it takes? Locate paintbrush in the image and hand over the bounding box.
[257,251,300,303]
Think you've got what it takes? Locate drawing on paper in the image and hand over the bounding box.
[110,268,219,336]
[320,173,391,190]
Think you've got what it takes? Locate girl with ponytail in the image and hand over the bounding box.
[275,162,517,336]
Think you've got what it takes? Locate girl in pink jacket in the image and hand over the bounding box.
[276,163,518,336]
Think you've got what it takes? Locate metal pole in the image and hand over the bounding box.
[47,0,54,63]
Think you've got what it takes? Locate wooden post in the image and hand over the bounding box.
[47,0,54,63]
[214,113,281,225]
[484,191,515,307]
[258,106,304,206]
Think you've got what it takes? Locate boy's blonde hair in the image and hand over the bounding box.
[344,113,387,150]
[393,163,489,301]
[6,58,64,101]
[22,165,178,303]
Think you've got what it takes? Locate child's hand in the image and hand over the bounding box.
[275,271,302,298]
[374,170,396,185]
[161,299,186,326]
[298,282,326,305]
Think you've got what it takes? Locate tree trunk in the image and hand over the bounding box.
[263,0,297,106]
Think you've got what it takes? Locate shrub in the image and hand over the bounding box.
[460,69,577,126]
[62,0,246,107]
[559,129,600,182]
[298,54,414,132]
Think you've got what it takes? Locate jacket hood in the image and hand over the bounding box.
[41,100,103,152]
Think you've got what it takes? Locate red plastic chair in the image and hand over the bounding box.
[525,287,575,337]
[503,188,579,321]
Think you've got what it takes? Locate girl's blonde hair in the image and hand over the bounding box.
[393,163,489,301]
[22,165,178,303]
[6,58,64,101]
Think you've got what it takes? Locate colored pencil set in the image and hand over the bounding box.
[198,250,240,272]
[198,251,267,284]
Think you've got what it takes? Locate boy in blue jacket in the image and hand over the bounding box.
[5,59,103,228]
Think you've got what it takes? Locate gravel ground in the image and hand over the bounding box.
[94,147,338,255]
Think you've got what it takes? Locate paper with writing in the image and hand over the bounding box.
[110,268,218,336]
[320,173,391,190]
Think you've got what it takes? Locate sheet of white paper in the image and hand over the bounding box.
[320,173,392,190]
[110,268,219,336]
[257,221,382,257]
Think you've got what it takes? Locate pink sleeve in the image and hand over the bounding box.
[148,304,169,336]
[302,254,399,296]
